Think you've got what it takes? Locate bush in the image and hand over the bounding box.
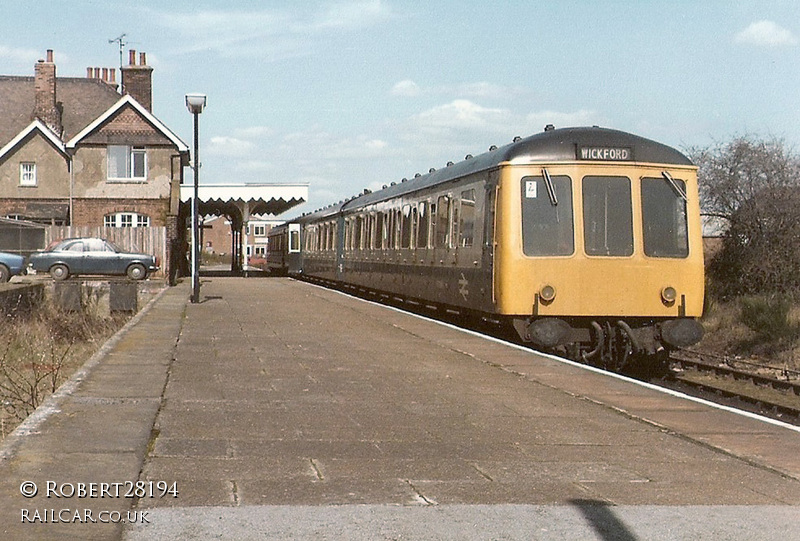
[738,295,799,342]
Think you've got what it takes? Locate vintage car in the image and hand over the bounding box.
[27,238,158,281]
[0,251,26,282]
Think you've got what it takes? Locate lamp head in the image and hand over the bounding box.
[185,93,207,114]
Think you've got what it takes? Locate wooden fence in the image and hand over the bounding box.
[44,226,168,278]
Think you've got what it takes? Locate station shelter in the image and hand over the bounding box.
[180,183,308,273]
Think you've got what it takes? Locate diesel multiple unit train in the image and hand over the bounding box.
[267,126,705,372]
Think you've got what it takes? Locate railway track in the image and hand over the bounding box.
[664,349,800,425]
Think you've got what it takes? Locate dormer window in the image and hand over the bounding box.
[107,145,146,181]
[20,162,37,186]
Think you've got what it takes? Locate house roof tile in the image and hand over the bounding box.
[0,75,121,148]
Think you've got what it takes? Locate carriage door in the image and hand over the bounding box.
[483,177,498,307]
[335,215,346,280]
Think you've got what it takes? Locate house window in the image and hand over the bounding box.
[104,212,150,228]
[107,145,146,181]
[20,163,36,186]
[253,225,266,236]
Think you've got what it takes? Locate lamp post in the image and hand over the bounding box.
[185,93,207,304]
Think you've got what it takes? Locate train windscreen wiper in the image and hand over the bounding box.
[542,168,558,206]
[661,171,688,202]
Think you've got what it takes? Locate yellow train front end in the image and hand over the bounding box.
[494,154,704,371]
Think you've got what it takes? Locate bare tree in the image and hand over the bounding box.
[687,135,800,296]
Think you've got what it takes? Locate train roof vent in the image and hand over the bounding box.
[429,168,436,173]
[513,136,521,142]
[489,145,497,151]
[544,124,555,131]
[447,161,454,166]
[465,154,473,160]
[415,173,421,178]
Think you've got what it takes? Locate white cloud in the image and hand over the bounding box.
[735,20,798,47]
[0,45,51,64]
[150,1,391,59]
[411,99,513,133]
[234,126,273,139]
[301,0,391,31]
[208,136,256,157]
[391,80,421,97]
[390,80,527,100]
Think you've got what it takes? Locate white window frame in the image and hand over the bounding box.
[107,145,147,181]
[104,212,150,228]
[20,162,37,186]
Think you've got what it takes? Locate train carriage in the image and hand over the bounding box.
[275,126,704,372]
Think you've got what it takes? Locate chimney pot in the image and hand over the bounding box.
[94,67,101,78]
[87,67,93,78]
[139,52,146,65]
[110,69,116,83]
[102,68,109,81]
[46,49,53,63]
[129,49,136,65]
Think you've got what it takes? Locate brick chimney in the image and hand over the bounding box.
[32,49,63,137]
[121,49,153,111]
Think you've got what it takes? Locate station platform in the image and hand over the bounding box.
[2,277,799,540]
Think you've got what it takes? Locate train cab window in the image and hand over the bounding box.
[418,201,430,248]
[521,175,574,256]
[435,195,450,248]
[582,176,633,257]
[642,177,689,258]
[460,189,476,247]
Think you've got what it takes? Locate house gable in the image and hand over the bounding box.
[0,119,68,163]
[67,95,188,152]
[79,103,174,146]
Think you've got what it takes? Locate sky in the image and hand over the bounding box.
[3,0,800,216]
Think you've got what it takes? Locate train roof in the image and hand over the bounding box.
[296,126,693,222]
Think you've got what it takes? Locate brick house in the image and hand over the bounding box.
[0,49,189,280]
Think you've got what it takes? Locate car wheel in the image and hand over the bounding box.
[0,264,9,283]
[50,264,69,281]
[127,263,147,281]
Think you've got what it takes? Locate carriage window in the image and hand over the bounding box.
[289,224,300,253]
[435,195,450,248]
[374,213,384,249]
[460,189,476,247]
[642,177,689,258]
[521,175,574,256]
[355,216,364,250]
[582,176,633,256]
[418,201,430,248]
[401,205,412,249]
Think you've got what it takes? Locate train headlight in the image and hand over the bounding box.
[539,284,557,303]
[661,286,678,304]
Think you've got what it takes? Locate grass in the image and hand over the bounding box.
[0,300,126,439]
[696,294,800,369]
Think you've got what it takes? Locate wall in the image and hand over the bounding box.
[0,133,70,198]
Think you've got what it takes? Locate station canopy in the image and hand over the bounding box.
[180,183,308,221]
